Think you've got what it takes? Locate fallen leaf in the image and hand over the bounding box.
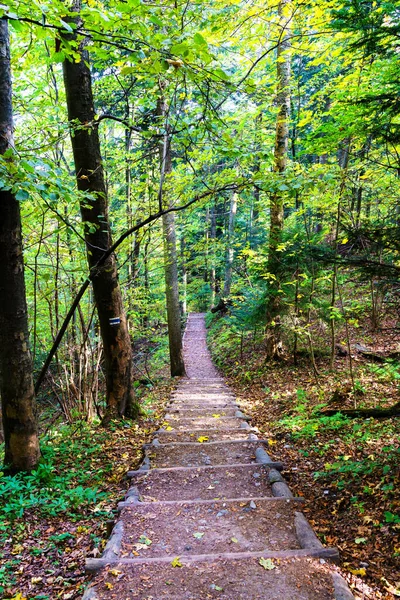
[212,414,221,419]
[231,537,238,543]
[193,532,205,539]
[138,535,152,546]
[110,568,123,577]
[171,557,183,568]
[197,436,209,443]
[349,568,366,576]
[259,557,276,570]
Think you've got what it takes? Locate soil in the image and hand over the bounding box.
[119,498,301,558]
[132,464,273,501]
[88,556,336,600]
[155,429,257,443]
[148,440,267,468]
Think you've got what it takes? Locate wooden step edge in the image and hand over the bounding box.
[85,546,340,573]
[143,438,268,449]
[117,495,304,512]
[127,461,284,477]
[155,424,257,435]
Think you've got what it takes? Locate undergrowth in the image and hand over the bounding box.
[206,311,400,600]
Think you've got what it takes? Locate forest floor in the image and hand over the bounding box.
[207,318,400,600]
[0,380,173,600]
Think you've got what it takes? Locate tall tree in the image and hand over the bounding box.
[0,19,40,471]
[157,94,185,377]
[62,2,139,422]
[222,190,238,299]
[265,0,292,358]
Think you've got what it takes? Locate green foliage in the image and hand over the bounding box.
[0,424,109,520]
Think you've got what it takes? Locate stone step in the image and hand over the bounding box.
[146,440,270,468]
[85,554,345,600]
[154,428,259,443]
[127,464,276,502]
[116,499,321,560]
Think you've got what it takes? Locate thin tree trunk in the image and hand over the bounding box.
[210,202,217,306]
[265,0,292,358]
[62,2,139,422]
[181,236,187,316]
[157,95,185,377]
[222,191,238,298]
[0,20,40,472]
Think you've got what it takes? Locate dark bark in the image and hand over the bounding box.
[62,5,138,422]
[0,20,40,471]
[320,402,400,419]
[157,95,185,377]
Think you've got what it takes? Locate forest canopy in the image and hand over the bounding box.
[0,1,399,598]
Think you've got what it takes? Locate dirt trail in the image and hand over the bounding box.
[83,313,354,599]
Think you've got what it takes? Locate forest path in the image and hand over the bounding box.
[83,313,354,599]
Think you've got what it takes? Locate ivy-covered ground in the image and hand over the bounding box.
[0,383,172,600]
[207,314,400,600]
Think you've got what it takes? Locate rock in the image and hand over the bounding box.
[249,501,257,509]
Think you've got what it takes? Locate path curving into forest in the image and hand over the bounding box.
[83,313,354,599]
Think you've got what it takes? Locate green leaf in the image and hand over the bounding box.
[194,32,207,47]
[15,190,30,201]
[259,557,276,570]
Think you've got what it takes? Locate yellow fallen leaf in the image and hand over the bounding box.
[212,414,221,419]
[165,426,174,431]
[197,436,209,443]
[31,577,43,584]
[110,568,122,577]
[10,595,27,600]
[349,568,366,576]
[268,439,277,446]
[105,582,113,589]
[171,557,183,567]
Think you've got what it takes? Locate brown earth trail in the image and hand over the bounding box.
[82,313,355,599]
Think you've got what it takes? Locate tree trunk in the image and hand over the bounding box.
[222,191,238,298]
[0,20,40,472]
[157,95,185,377]
[265,0,292,359]
[181,236,187,316]
[210,202,217,306]
[62,3,139,422]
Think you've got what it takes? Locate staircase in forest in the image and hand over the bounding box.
[83,313,355,600]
